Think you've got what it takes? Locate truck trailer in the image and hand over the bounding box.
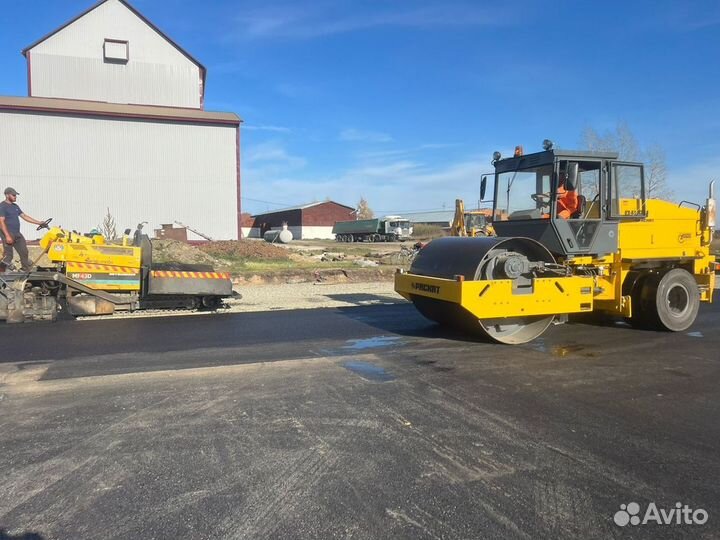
[333,216,413,242]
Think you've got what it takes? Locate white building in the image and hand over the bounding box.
[0,0,242,240]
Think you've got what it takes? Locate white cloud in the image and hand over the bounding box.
[243,124,293,133]
[241,149,492,215]
[232,2,514,40]
[667,157,720,206]
[244,141,306,167]
[340,128,394,143]
[355,143,463,160]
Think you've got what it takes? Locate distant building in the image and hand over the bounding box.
[402,210,456,228]
[247,201,356,240]
[154,224,188,242]
[0,0,242,240]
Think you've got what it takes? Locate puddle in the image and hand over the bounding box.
[529,338,548,353]
[686,331,704,338]
[551,344,587,358]
[613,320,631,327]
[343,361,396,382]
[343,336,402,350]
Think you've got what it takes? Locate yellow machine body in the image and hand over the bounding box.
[396,274,595,318]
[2,225,232,322]
[42,227,142,292]
[397,199,715,319]
[450,199,495,237]
[589,199,715,315]
[397,147,716,344]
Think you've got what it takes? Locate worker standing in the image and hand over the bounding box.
[0,187,46,272]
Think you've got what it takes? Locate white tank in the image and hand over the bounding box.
[264,226,293,244]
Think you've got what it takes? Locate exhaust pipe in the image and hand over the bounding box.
[705,180,716,230]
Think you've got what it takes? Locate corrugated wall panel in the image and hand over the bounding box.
[0,111,238,240]
[30,0,202,108]
[31,53,200,108]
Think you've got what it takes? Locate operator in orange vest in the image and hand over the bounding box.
[556,170,579,219]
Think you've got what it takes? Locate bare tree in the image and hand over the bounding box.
[644,144,673,200]
[581,122,672,200]
[581,121,640,161]
[99,208,118,240]
[356,197,374,219]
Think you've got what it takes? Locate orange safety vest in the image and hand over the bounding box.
[556,185,578,219]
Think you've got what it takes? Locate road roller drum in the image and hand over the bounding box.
[405,237,560,344]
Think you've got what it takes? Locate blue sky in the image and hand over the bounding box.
[1,0,719,215]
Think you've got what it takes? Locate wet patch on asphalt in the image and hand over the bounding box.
[342,336,403,350]
[342,360,396,382]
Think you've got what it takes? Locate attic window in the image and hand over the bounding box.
[104,39,129,64]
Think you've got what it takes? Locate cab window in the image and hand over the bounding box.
[610,164,645,218]
[554,160,601,220]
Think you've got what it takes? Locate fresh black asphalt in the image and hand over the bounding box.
[1,302,718,539]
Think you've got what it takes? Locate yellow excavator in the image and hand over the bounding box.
[0,221,232,323]
[396,140,716,344]
[450,199,494,237]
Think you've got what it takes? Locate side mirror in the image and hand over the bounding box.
[566,162,579,191]
[480,176,487,200]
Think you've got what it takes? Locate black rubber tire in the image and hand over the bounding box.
[639,269,700,331]
[628,272,651,328]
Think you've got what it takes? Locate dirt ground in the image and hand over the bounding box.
[13,238,414,282]
[229,280,403,312]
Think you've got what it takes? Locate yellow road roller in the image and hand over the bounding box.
[396,140,716,344]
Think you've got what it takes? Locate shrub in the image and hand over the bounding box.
[412,224,447,239]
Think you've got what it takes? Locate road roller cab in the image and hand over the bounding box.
[396,140,716,344]
[490,146,623,258]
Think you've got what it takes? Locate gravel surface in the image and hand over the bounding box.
[78,281,406,320]
[228,280,404,312]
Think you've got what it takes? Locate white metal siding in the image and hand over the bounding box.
[242,226,334,240]
[298,226,335,240]
[29,0,202,108]
[0,111,238,240]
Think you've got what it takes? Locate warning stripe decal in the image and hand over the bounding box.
[67,263,139,274]
[151,271,231,280]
